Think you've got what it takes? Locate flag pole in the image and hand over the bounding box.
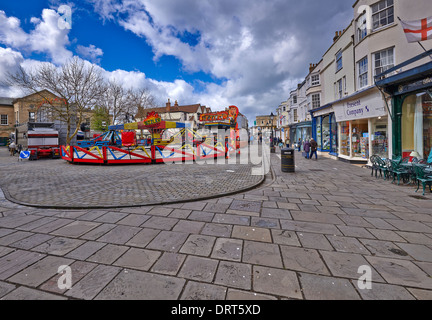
[398,16,432,59]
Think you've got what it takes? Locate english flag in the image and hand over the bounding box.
[400,16,432,43]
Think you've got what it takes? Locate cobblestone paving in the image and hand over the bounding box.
[0,148,264,208]
[0,145,432,300]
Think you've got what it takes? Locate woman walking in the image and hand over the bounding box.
[303,139,311,159]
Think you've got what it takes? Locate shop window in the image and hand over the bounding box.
[317,119,322,149]
[322,116,330,151]
[402,92,432,160]
[351,119,369,158]
[340,121,350,156]
[371,117,388,159]
[330,115,338,154]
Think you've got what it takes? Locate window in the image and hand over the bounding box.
[372,0,394,30]
[335,79,343,100]
[29,112,35,122]
[293,109,298,122]
[374,47,394,77]
[293,95,297,104]
[402,92,432,160]
[357,13,367,42]
[343,76,347,94]
[336,50,343,72]
[358,56,368,88]
[1,114,7,125]
[312,94,321,109]
[311,74,320,86]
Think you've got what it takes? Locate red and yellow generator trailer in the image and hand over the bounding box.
[16,122,60,160]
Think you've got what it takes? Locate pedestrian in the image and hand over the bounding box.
[310,138,318,160]
[303,139,310,159]
[285,138,290,148]
[9,141,16,156]
[297,138,301,152]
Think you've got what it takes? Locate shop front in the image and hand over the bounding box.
[290,121,312,149]
[311,105,338,156]
[375,51,432,161]
[333,87,388,163]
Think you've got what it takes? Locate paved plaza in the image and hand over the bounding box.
[0,145,432,300]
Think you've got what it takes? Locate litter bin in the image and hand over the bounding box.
[281,148,295,172]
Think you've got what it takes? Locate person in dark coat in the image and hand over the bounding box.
[303,139,311,159]
[310,138,318,160]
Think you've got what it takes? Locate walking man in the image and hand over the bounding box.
[310,138,318,160]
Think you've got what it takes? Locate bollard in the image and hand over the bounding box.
[281,148,295,172]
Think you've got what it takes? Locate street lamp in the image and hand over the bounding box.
[270,112,275,153]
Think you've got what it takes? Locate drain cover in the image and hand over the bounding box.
[309,169,324,172]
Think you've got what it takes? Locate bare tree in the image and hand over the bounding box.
[98,80,131,125]
[128,87,158,120]
[6,57,106,145]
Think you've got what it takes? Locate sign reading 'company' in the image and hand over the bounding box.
[333,90,387,122]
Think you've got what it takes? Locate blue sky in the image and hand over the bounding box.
[0,0,354,122]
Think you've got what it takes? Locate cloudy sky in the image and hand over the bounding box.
[0,0,354,122]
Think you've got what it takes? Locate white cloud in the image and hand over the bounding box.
[0,47,25,96]
[86,0,356,120]
[0,1,356,122]
[0,9,72,65]
[76,44,104,64]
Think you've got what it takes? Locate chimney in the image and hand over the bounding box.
[333,31,339,42]
[166,99,171,112]
[174,100,179,107]
[309,63,315,73]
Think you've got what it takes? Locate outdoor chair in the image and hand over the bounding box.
[370,155,380,178]
[376,157,390,180]
[389,159,410,185]
[413,164,432,196]
[401,157,410,164]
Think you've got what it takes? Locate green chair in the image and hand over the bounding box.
[413,164,432,195]
[370,155,380,178]
[389,159,410,185]
[376,157,390,180]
